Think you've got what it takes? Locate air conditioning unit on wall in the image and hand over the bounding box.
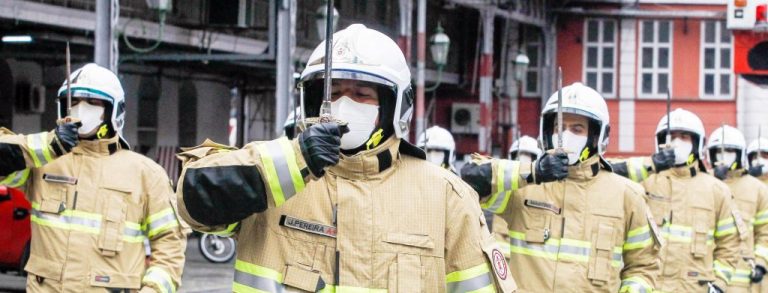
[14,83,45,114]
[451,103,480,134]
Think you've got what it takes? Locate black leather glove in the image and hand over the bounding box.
[298,122,347,178]
[752,264,766,283]
[53,121,81,153]
[652,148,676,173]
[750,165,765,177]
[460,162,493,198]
[534,152,569,184]
[713,165,729,180]
[706,282,724,293]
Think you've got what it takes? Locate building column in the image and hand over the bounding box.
[95,0,118,71]
[275,0,296,137]
[415,0,426,141]
[398,0,413,62]
[479,8,494,154]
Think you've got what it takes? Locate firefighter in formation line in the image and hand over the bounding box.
[0,63,188,292]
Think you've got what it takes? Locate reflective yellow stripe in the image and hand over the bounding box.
[627,158,648,183]
[715,217,737,238]
[0,168,30,188]
[256,138,305,208]
[31,202,144,242]
[26,132,51,168]
[446,263,494,293]
[624,225,653,250]
[756,244,768,260]
[619,276,653,293]
[210,222,239,237]
[143,267,176,293]
[714,260,734,284]
[234,260,283,293]
[481,160,517,214]
[755,210,768,225]
[731,269,751,284]
[144,208,179,238]
[612,247,624,268]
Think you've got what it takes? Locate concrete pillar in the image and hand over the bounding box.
[479,8,494,154]
[275,0,296,137]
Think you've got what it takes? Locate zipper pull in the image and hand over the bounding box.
[543,228,550,241]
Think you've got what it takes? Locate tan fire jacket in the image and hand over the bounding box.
[480,155,660,293]
[0,128,188,293]
[721,170,768,293]
[615,158,743,292]
[176,136,517,292]
[485,212,512,260]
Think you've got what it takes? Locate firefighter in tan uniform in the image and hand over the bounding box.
[176,24,516,292]
[748,137,768,284]
[461,83,660,292]
[610,108,743,292]
[706,125,768,292]
[0,64,188,292]
[417,125,513,259]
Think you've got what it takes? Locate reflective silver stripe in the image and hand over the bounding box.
[234,271,284,293]
[31,209,101,229]
[447,272,493,293]
[487,161,514,212]
[663,225,692,238]
[28,133,49,166]
[125,226,144,237]
[145,268,175,293]
[613,252,623,262]
[510,238,560,254]
[559,244,590,257]
[264,140,296,201]
[148,213,178,232]
[621,280,650,293]
[717,222,736,232]
[503,160,513,191]
[626,231,651,244]
[0,169,28,187]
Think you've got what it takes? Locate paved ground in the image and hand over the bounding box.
[0,236,234,293]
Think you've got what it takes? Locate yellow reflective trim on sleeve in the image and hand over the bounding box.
[619,276,653,293]
[713,260,734,284]
[755,209,768,225]
[210,222,240,237]
[278,138,305,195]
[612,246,624,268]
[256,143,286,207]
[446,263,491,283]
[0,168,30,188]
[144,208,180,238]
[715,217,737,238]
[757,244,768,260]
[481,160,517,214]
[143,267,176,293]
[25,133,45,167]
[235,260,283,282]
[624,225,653,251]
[731,269,752,284]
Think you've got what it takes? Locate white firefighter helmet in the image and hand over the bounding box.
[539,82,610,160]
[417,126,456,169]
[509,135,542,159]
[57,63,128,148]
[299,24,413,140]
[747,137,768,158]
[706,125,747,169]
[654,108,706,162]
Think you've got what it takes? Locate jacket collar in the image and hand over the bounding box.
[567,155,601,182]
[724,168,747,181]
[666,161,700,178]
[329,136,400,180]
[72,135,122,156]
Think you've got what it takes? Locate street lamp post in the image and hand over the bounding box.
[513,52,530,81]
[426,23,450,91]
[316,1,339,40]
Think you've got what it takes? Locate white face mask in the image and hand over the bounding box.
[517,153,533,165]
[331,96,379,150]
[715,150,737,168]
[427,150,446,166]
[551,130,588,165]
[71,102,105,136]
[670,138,693,165]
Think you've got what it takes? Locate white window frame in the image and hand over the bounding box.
[582,18,618,98]
[700,20,734,100]
[522,31,543,97]
[637,20,674,99]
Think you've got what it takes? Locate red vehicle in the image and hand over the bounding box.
[0,185,31,275]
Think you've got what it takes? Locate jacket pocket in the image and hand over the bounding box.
[25,254,63,281]
[387,253,421,293]
[89,268,141,289]
[384,233,435,250]
[99,187,129,256]
[692,208,711,258]
[522,208,551,244]
[588,220,616,285]
[38,181,68,213]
